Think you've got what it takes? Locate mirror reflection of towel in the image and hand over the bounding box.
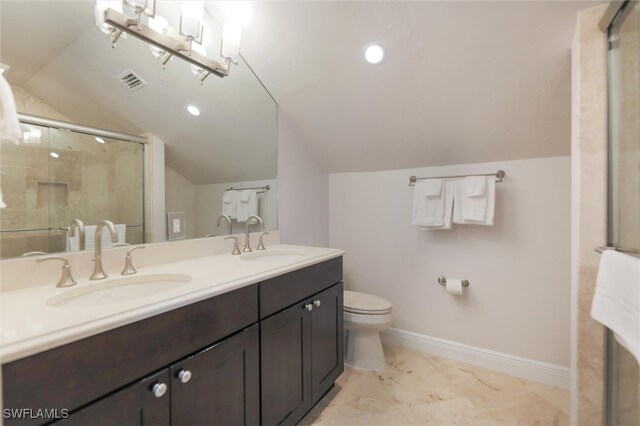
[236,190,258,223]
[222,190,237,219]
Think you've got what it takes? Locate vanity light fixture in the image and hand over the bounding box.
[95,137,106,144]
[95,0,246,83]
[49,152,60,159]
[187,105,200,116]
[364,44,385,64]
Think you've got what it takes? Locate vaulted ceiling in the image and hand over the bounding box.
[2,1,600,177]
[238,1,601,173]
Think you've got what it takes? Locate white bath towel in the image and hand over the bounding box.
[84,224,126,250]
[453,177,495,226]
[222,190,237,219]
[591,250,640,364]
[236,190,258,223]
[0,75,21,145]
[465,175,486,197]
[412,179,453,229]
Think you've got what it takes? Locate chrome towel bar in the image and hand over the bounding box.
[409,170,505,186]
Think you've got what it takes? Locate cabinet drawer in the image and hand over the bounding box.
[259,257,343,319]
[3,284,258,425]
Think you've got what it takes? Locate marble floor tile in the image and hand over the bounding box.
[302,344,569,426]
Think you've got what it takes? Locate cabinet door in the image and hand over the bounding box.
[311,282,344,403]
[57,370,170,426]
[170,324,260,426]
[261,303,312,426]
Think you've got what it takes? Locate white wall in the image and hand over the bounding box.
[195,179,277,237]
[165,166,197,240]
[329,156,571,367]
[277,110,329,246]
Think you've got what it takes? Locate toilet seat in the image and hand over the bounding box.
[344,291,392,315]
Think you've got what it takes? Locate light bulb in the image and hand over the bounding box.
[95,137,105,144]
[364,44,385,64]
[50,152,60,159]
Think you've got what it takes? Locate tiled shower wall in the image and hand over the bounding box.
[0,86,144,258]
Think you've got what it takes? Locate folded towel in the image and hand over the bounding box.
[0,76,21,145]
[419,181,454,230]
[412,179,453,229]
[465,176,486,198]
[591,250,640,364]
[423,178,443,198]
[453,177,495,226]
[222,190,237,219]
[84,224,126,250]
[238,189,251,203]
[236,190,258,223]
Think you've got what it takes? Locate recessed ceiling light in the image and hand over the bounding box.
[187,105,200,116]
[364,44,385,64]
[95,137,105,144]
[50,152,60,159]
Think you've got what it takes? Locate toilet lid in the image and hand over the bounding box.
[344,291,392,314]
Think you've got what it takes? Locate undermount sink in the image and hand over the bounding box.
[240,249,307,263]
[47,273,193,308]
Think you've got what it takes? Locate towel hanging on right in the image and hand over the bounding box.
[452,176,496,226]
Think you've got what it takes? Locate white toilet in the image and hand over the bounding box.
[343,290,393,371]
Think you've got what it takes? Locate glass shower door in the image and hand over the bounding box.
[606,1,640,424]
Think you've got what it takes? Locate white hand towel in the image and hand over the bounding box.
[0,75,21,145]
[222,190,237,219]
[466,176,486,197]
[423,178,443,198]
[412,179,452,229]
[453,177,495,226]
[236,190,258,223]
[591,250,640,364]
[461,176,488,222]
[420,181,454,230]
[84,224,126,250]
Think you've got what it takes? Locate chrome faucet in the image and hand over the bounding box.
[243,215,264,253]
[69,218,85,251]
[90,220,119,280]
[217,215,232,235]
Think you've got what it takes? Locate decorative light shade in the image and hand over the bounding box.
[180,1,204,40]
[190,41,207,76]
[148,15,169,59]
[95,0,123,34]
[221,21,241,64]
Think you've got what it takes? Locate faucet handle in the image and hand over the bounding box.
[225,236,242,255]
[122,246,145,275]
[257,232,269,251]
[37,256,77,287]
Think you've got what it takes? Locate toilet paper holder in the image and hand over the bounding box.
[438,276,470,287]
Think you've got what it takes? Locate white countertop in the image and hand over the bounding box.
[0,244,344,363]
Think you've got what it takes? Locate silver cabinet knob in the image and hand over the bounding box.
[177,369,192,383]
[151,382,167,398]
[304,303,313,311]
[313,300,321,308]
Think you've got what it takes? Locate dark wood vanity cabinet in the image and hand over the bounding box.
[260,257,344,426]
[3,256,343,426]
[170,324,260,426]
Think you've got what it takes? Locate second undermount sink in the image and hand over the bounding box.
[47,273,192,308]
[240,249,307,263]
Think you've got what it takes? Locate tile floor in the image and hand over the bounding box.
[301,345,569,426]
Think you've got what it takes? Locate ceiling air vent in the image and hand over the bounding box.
[117,69,147,92]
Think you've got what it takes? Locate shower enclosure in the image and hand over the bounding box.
[604,1,640,424]
[0,115,145,258]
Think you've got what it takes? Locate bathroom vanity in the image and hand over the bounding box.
[1,247,344,426]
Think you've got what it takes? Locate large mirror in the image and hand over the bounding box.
[0,1,278,259]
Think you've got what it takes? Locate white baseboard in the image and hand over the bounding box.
[381,328,570,389]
